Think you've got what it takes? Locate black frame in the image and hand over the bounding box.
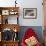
[23,8,37,19]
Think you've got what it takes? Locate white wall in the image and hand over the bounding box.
[0,0,44,26]
[18,0,44,26]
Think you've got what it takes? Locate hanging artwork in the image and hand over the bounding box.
[23,8,37,19]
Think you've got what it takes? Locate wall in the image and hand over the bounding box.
[18,0,44,26]
[0,0,44,26]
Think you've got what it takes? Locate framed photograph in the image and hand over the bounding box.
[2,10,9,15]
[9,10,18,15]
[23,8,37,19]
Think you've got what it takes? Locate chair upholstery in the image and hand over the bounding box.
[21,28,41,46]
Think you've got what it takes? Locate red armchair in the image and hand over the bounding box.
[21,28,41,46]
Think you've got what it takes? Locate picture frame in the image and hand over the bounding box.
[9,10,18,15]
[2,10,9,15]
[23,8,37,19]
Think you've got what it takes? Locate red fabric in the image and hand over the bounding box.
[21,28,41,46]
